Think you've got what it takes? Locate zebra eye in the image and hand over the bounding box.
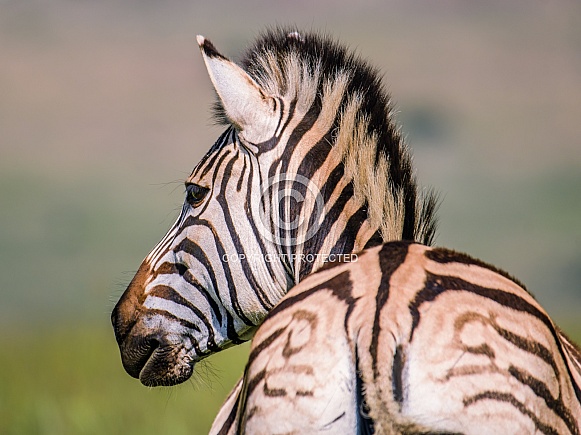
[185,183,209,207]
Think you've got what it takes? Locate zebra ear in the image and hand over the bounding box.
[197,35,277,142]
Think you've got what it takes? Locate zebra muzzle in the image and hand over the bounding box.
[119,331,194,387]
[111,261,195,386]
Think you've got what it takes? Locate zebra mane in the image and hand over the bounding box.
[214,27,439,245]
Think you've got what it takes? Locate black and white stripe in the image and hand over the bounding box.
[212,242,581,434]
[110,28,581,434]
[112,28,437,387]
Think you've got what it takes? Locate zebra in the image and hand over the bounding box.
[210,242,581,434]
[110,28,581,433]
[111,28,437,387]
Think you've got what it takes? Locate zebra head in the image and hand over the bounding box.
[112,29,438,387]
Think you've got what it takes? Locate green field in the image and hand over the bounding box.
[1,326,580,434]
[1,1,580,433]
[0,327,250,434]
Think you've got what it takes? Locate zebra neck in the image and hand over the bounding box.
[261,153,386,284]
[281,206,382,284]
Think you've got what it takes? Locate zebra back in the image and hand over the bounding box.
[211,242,581,434]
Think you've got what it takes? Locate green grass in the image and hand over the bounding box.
[2,325,580,434]
[0,327,250,435]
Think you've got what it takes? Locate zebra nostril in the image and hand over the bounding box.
[147,337,160,352]
[121,333,163,379]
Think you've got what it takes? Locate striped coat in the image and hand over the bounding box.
[212,242,581,434]
[110,28,581,434]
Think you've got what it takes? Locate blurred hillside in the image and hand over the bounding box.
[1,1,580,433]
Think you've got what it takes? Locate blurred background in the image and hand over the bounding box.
[1,0,580,433]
